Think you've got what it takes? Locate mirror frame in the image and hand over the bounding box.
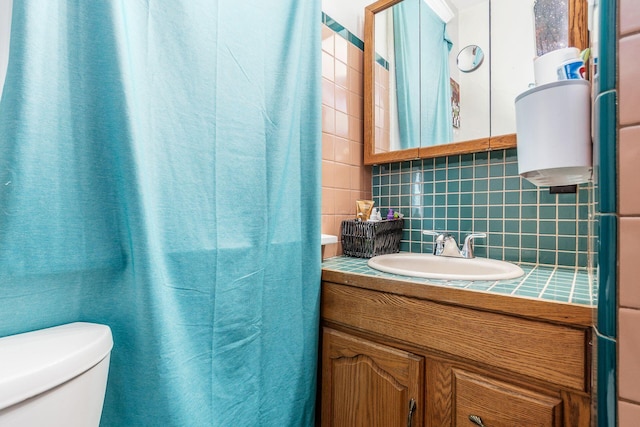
[363,0,588,165]
[457,45,485,73]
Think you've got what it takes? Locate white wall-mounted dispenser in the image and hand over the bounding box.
[515,79,591,187]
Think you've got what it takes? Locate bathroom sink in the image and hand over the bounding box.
[321,234,338,245]
[367,253,524,281]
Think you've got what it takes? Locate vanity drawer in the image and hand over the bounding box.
[321,282,589,391]
[453,369,563,427]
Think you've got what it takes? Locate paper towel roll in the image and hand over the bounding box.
[534,47,580,86]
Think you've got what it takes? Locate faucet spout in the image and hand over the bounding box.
[423,231,462,257]
[423,230,487,258]
[439,235,464,257]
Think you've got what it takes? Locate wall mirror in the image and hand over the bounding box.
[457,45,484,72]
[363,0,588,165]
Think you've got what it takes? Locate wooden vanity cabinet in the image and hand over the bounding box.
[321,328,424,427]
[452,369,563,426]
[319,277,593,427]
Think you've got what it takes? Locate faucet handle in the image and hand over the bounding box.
[422,230,442,237]
[464,232,486,240]
[461,233,486,258]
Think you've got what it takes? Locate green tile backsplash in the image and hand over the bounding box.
[372,149,595,268]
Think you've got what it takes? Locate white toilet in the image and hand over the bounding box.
[0,322,113,427]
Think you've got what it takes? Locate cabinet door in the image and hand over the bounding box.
[453,369,563,427]
[321,328,424,427]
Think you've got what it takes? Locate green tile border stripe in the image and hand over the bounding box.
[322,12,364,51]
[596,333,617,427]
[596,0,617,94]
[375,54,390,71]
[595,91,617,214]
[597,214,617,337]
[322,12,389,70]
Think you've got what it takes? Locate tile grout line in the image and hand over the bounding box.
[537,265,557,299]
[588,261,596,305]
[511,265,537,296]
[485,280,501,292]
[568,267,578,304]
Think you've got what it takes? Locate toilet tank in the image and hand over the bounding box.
[0,322,113,427]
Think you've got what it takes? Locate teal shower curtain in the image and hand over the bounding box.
[394,0,452,148]
[0,1,321,426]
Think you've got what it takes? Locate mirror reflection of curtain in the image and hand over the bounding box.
[392,0,420,149]
[393,0,452,149]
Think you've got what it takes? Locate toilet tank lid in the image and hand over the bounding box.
[0,322,113,411]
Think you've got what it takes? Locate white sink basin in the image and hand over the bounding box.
[367,253,524,281]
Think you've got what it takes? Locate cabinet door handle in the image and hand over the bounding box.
[469,414,486,427]
[407,398,416,427]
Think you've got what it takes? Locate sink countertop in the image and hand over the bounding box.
[322,256,597,325]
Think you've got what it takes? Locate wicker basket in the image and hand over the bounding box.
[340,219,403,258]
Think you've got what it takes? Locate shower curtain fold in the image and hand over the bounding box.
[0,1,321,426]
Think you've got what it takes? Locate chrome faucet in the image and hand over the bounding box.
[422,231,486,259]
